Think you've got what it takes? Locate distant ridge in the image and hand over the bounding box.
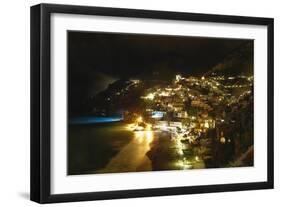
[206,41,253,77]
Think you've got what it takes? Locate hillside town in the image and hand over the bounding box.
[86,73,253,170]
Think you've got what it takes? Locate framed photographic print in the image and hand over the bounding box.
[30,3,274,203]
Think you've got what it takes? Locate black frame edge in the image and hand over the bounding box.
[30,4,41,203]
[46,182,272,203]
[41,3,273,25]
[31,4,53,203]
[30,3,274,204]
[267,19,274,189]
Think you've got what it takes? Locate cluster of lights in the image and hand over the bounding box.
[142,93,155,100]
[131,73,253,169]
[127,116,153,133]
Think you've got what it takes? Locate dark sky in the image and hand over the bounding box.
[68,31,251,112]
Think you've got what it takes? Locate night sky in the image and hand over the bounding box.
[68,31,251,114]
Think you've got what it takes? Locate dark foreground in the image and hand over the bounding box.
[68,122,253,175]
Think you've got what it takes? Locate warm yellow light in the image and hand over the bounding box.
[176,160,192,169]
[146,93,155,100]
[136,116,143,123]
[201,76,205,80]
[145,130,153,141]
[126,123,136,130]
[220,137,226,144]
[177,149,184,155]
[159,91,169,97]
[204,122,209,128]
[145,123,152,131]
[175,74,182,82]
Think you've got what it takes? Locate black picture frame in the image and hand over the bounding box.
[30,3,274,204]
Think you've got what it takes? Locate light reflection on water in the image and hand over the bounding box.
[70,122,208,175]
[97,129,155,173]
[97,123,206,173]
[134,130,154,144]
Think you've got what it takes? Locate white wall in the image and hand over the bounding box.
[0,0,279,206]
